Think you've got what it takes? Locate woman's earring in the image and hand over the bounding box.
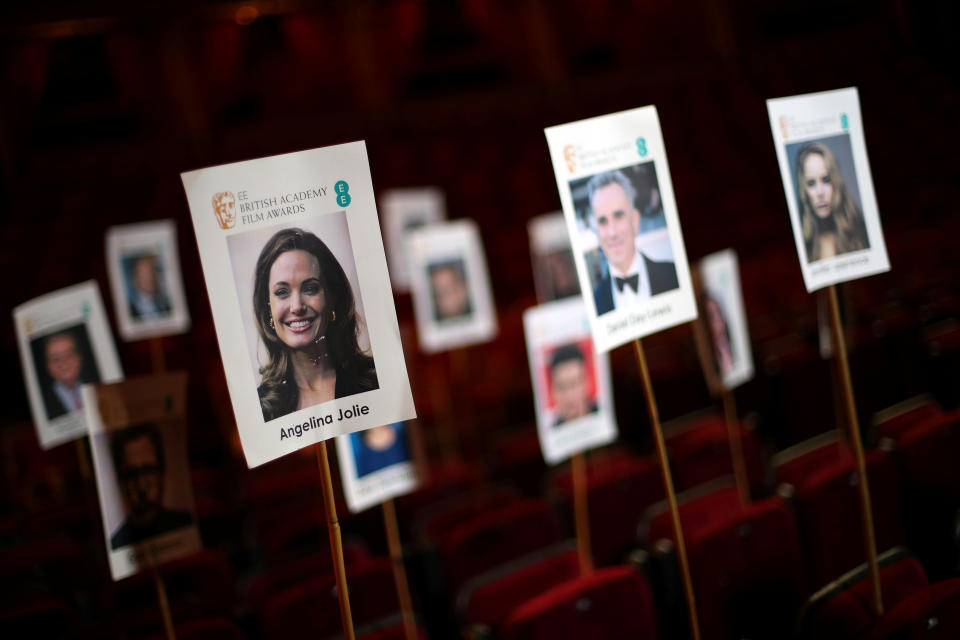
[331,310,336,323]
[268,317,275,331]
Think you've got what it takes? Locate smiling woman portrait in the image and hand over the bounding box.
[794,141,870,263]
[253,228,378,422]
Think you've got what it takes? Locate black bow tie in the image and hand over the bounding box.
[615,274,639,293]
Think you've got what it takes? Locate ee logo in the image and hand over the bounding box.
[840,113,849,130]
[335,180,351,207]
[636,138,648,158]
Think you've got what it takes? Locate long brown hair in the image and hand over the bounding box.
[794,142,869,262]
[253,228,376,419]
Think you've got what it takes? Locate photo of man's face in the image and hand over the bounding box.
[46,333,81,389]
[592,180,641,275]
[116,427,164,527]
[548,343,597,426]
[108,422,193,550]
[429,261,471,321]
[132,255,160,296]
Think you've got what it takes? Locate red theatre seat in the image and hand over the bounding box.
[889,410,960,579]
[865,578,960,639]
[664,413,765,495]
[440,498,564,590]
[497,566,659,640]
[874,396,943,442]
[649,493,804,640]
[456,543,580,629]
[552,454,664,566]
[775,434,906,588]
[259,557,404,638]
[796,547,929,640]
[357,620,429,639]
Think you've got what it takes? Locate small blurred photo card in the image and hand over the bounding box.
[545,106,697,352]
[335,421,418,513]
[85,372,201,581]
[767,87,889,291]
[528,212,581,303]
[408,219,498,353]
[523,297,617,465]
[106,219,191,341]
[694,249,754,393]
[181,142,416,468]
[381,187,446,292]
[14,281,123,449]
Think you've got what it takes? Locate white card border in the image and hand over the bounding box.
[407,219,498,354]
[180,142,416,468]
[13,281,124,449]
[334,422,418,514]
[106,219,191,341]
[698,249,755,391]
[544,105,698,352]
[766,87,890,292]
[523,298,618,465]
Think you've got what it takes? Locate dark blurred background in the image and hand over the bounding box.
[1,1,959,638]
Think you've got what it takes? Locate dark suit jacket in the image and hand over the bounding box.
[41,384,71,420]
[593,254,679,316]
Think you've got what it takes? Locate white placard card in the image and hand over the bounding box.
[523,298,617,465]
[544,106,697,352]
[696,250,754,393]
[106,219,191,341]
[180,142,416,468]
[767,87,889,292]
[381,188,447,293]
[14,281,124,449]
[85,373,201,581]
[528,212,581,303]
[335,421,418,513]
[407,219,498,353]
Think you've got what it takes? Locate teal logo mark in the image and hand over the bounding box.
[335,180,351,207]
[81,302,90,317]
[636,137,648,157]
[840,113,849,130]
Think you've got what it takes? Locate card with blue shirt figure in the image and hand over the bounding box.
[545,106,697,353]
[335,421,419,513]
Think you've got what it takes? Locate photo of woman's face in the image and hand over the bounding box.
[802,153,834,219]
[268,249,327,349]
[705,298,725,340]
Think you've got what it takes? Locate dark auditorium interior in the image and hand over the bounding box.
[2,1,960,638]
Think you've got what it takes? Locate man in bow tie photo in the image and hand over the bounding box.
[586,169,678,316]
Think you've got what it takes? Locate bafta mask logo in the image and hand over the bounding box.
[212,191,237,229]
[778,115,790,140]
[563,145,577,174]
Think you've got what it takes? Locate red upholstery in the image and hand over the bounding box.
[246,546,370,615]
[777,440,906,588]
[893,411,960,579]
[552,454,664,565]
[665,414,765,494]
[874,400,942,442]
[798,551,929,639]
[109,549,236,618]
[412,486,521,543]
[459,546,580,627]
[357,620,429,639]
[0,597,79,639]
[865,578,960,639]
[498,566,658,640]
[260,557,402,638]
[144,617,246,640]
[645,483,743,547]
[440,498,564,589]
[690,497,804,640]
